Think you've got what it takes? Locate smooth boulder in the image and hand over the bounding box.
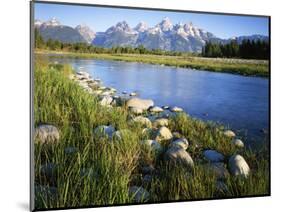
[170,106,183,112]
[164,146,194,168]
[155,126,173,141]
[153,118,169,127]
[99,95,113,106]
[169,138,189,150]
[228,154,250,178]
[223,130,236,138]
[141,139,163,153]
[93,125,115,139]
[131,116,152,128]
[34,124,60,144]
[203,150,225,162]
[126,97,154,110]
[232,138,244,148]
[149,106,164,113]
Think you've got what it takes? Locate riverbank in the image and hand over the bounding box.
[34,59,269,210]
[35,49,269,77]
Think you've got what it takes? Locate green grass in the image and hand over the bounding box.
[35,49,269,77]
[33,59,269,210]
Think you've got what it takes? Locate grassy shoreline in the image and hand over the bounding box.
[35,49,269,77]
[34,59,269,209]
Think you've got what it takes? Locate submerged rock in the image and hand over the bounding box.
[93,125,115,139]
[126,97,154,110]
[169,138,189,150]
[203,150,225,162]
[228,154,250,178]
[34,124,60,144]
[129,186,150,202]
[155,126,173,141]
[164,146,194,168]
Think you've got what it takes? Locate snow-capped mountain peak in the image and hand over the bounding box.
[43,17,61,27]
[75,24,95,44]
[157,17,173,32]
[134,21,148,32]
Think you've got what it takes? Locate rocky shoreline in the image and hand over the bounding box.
[35,69,251,202]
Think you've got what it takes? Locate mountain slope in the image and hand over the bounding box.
[35,18,87,43]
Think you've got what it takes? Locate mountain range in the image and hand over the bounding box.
[35,17,268,52]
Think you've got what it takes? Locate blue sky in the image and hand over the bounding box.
[34,2,269,39]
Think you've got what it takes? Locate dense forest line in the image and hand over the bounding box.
[34,29,184,56]
[202,40,269,59]
[35,29,269,60]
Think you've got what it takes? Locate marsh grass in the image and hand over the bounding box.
[33,59,269,210]
[36,50,269,77]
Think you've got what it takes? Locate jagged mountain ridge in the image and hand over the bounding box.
[35,17,268,52]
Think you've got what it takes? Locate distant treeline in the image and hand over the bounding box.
[202,40,269,59]
[35,29,184,56]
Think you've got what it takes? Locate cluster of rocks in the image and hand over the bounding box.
[34,70,251,202]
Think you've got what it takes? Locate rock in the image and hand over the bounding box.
[149,106,164,113]
[153,118,169,127]
[99,95,113,106]
[155,126,173,141]
[131,116,152,128]
[141,140,163,153]
[129,107,143,115]
[228,154,250,178]
[77,71,90,79]
[203,150,225,162]
[223,130,236,138]
[141,165,155,174]
[232,139,244,148]
[169,138,189,150]
[129,186,150,202]
[93,125,115,138]
[206,163,230,180]
[129,92,138,96]
[34,124,60,144]
[164,147,194,168]
[162,105,170,110]
[170,106,183,112]
[126,97,154,110]
[112,129,132,141]
[141,128,154,138]
[64,147,79,155]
